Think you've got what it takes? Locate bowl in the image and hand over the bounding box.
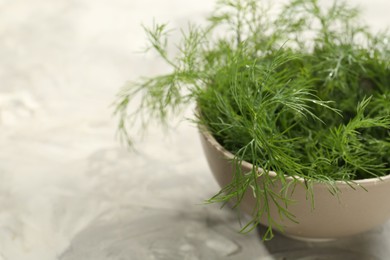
[199,128,390,239]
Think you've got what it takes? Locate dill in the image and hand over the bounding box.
[114,0,390,239]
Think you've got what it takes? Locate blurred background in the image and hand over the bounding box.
[0,0,388,259]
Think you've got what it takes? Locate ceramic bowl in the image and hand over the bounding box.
[199,128,390,239]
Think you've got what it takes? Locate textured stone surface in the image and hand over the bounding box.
[0,0,389,259]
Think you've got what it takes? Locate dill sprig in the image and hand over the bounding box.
[114,0,390,239]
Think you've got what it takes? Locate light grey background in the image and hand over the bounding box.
[0,0,389,259]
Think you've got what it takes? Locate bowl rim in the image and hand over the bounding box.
[200,125,390,186]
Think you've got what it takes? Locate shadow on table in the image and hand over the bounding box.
[257,223,389,260]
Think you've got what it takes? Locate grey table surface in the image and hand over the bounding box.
[0,0,389,259]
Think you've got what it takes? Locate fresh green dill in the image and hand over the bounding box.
[114,0,390,239]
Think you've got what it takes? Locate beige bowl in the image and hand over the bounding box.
[199,128,390,239]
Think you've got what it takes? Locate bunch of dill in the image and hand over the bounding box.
[115,0,389,238]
